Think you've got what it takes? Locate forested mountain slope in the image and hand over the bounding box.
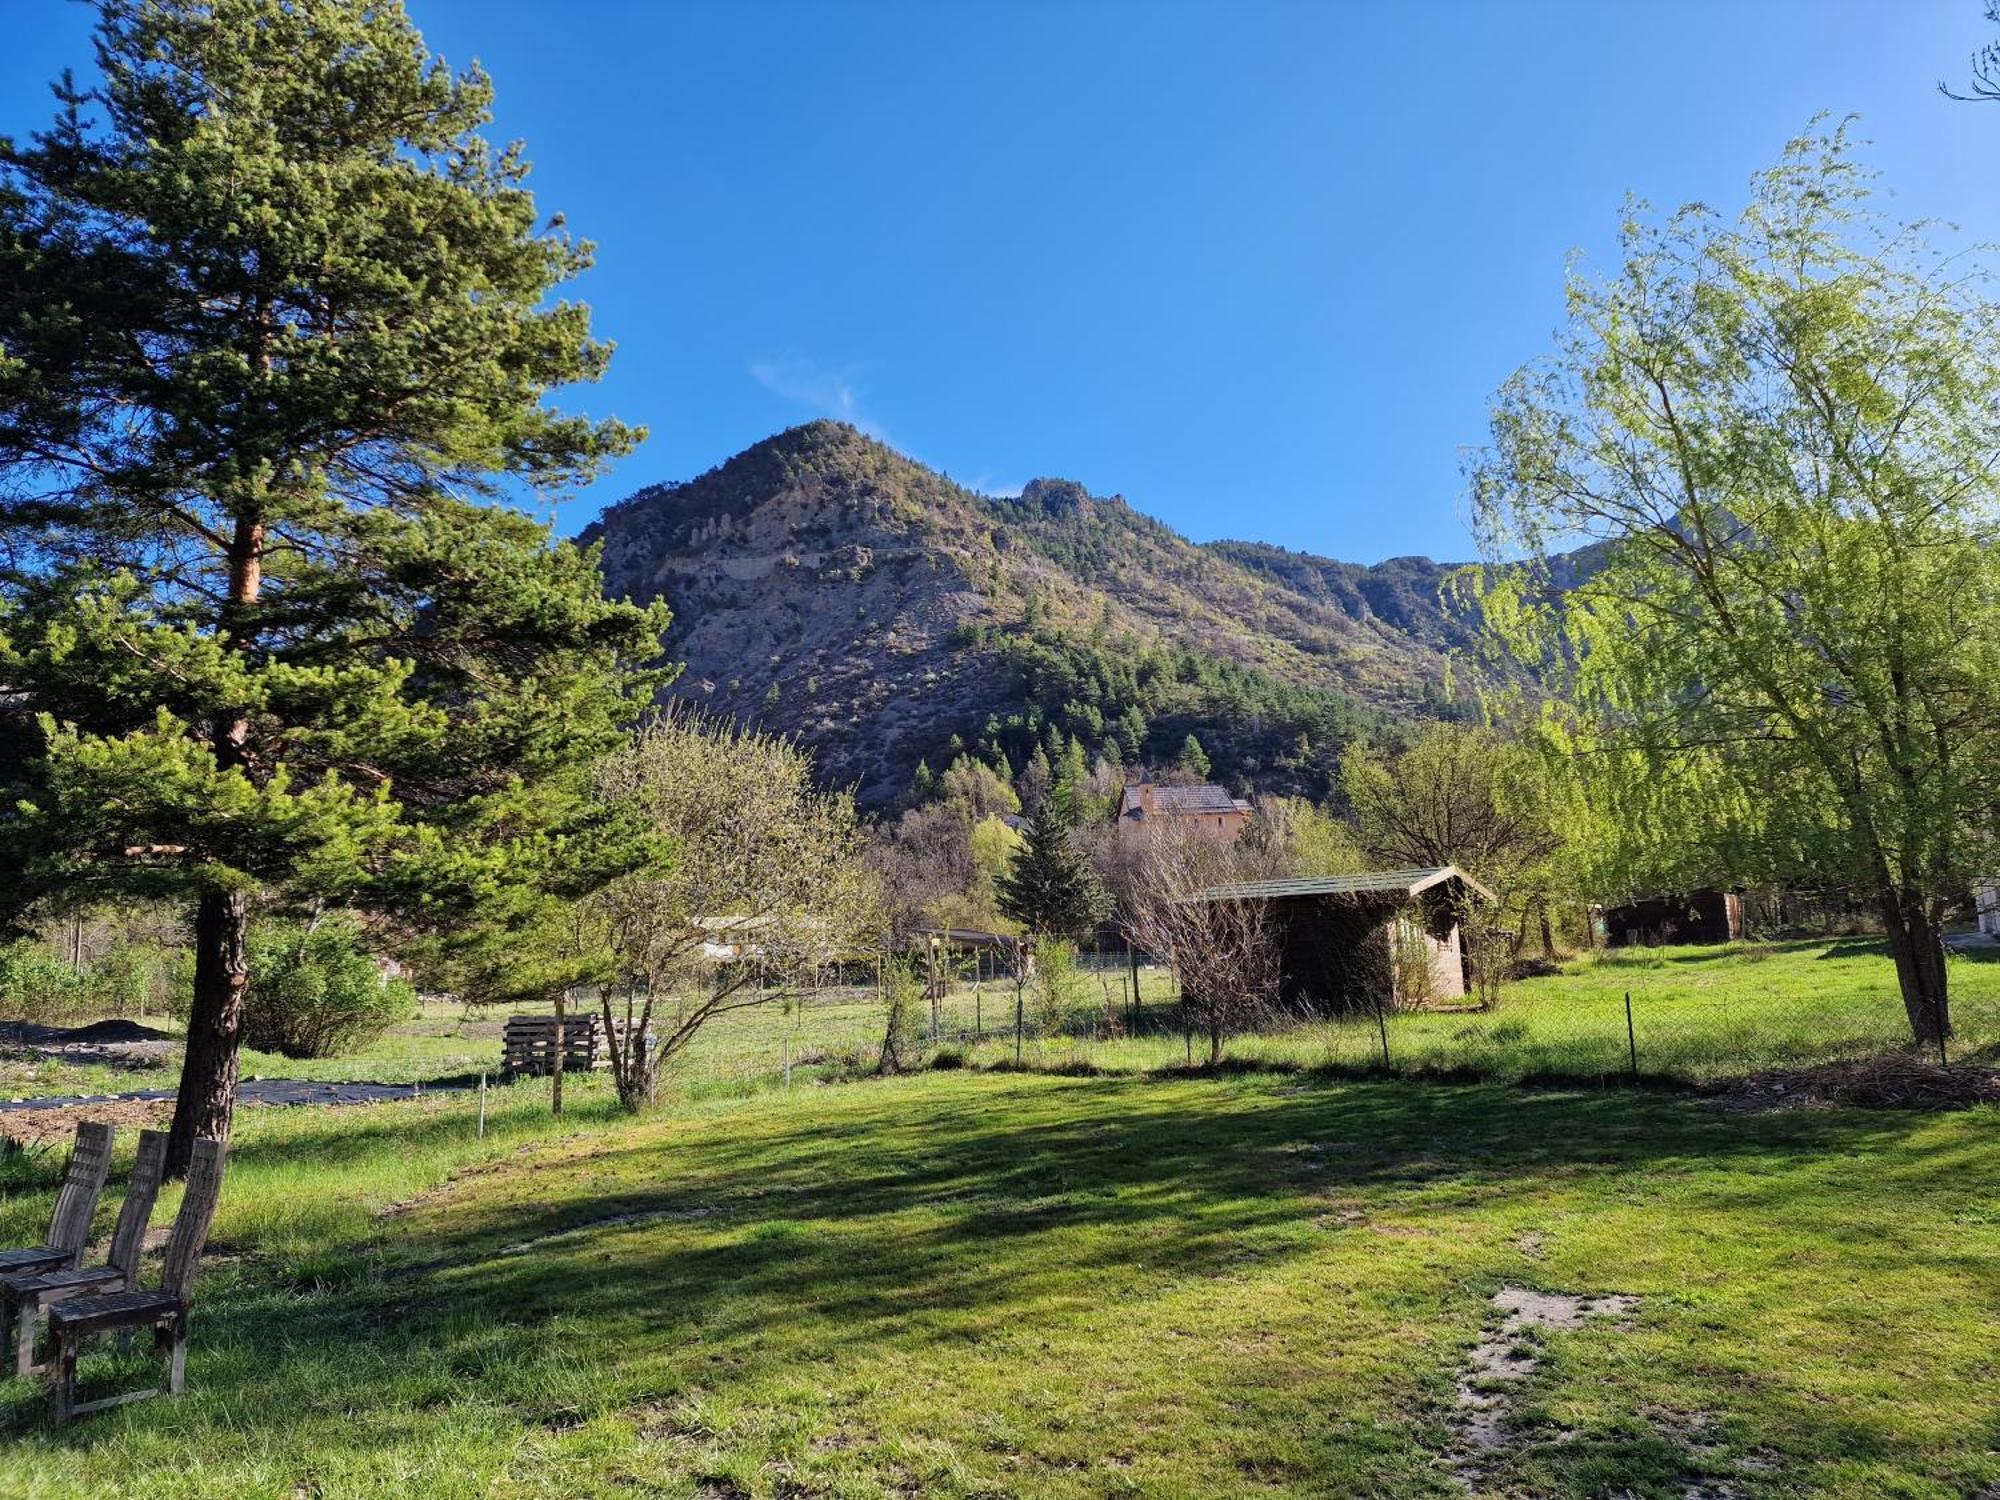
[582,421,1489,806]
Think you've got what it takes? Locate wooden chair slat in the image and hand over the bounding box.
[0,1248,65,1275]
[45,1289,178,1335]
[159,1137,225,1304]
[105,1131,168,1281]
[45,1122,115,1264]
[4,1266,121,1299]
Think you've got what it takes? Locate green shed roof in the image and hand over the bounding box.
[1185,865,1495,904]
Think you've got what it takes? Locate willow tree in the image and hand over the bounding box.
[1472,124,2000,1045]
[0,0,668,1169]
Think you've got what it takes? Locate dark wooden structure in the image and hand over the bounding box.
[501,1012,629,1077]
[907,928,1026,997]
[5,1128,168,1377]
[1604,889,1743,947]
[0,1121,114,1279]
[1184,867,1494,1015]
[46,1135,226,1421]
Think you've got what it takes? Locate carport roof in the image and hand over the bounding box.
[1187,865,1495,904]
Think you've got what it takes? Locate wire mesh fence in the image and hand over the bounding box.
[657,937,2000,1093]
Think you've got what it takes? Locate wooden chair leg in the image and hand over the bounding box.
[12,1296,36,1379]
[167,1317,186,1397]
[49,1331,76,1424]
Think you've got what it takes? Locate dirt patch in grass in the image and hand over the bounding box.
[0,1017,178,1070]
[0,1096,175,1147]
[1450,1284,1638,1484]
[1715,1054,2000,1112]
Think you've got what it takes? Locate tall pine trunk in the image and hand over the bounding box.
[166,887,251,1175]
[1880,889,1951,1049]
[166,511,264,1178]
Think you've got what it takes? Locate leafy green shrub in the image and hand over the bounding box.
[0,934,184,1026]
[0,942,91,1024]
[876,956,925,1074]
[1031,936,1086,1036]
[85,945,167,1016]
[241,919,413,1059]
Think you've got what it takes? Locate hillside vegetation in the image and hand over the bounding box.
[584,422,1485,803]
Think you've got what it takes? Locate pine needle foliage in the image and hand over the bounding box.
[0,0,670,1168]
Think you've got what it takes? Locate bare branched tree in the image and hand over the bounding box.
[1121,832,1286,1064]
[1942,4,2000,101]
[590,709,880,1109]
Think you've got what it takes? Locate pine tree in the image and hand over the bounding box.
[1178,733,1213,780]
[1019,744,1055,813]
[996,777,1111,942]
[0,0,667,1171]
[1058,735,1089,792]
[1116,707,1149,761]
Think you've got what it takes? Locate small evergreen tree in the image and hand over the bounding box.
[1019,744,1055,812]
[0,0,667,1170]
[1116,707,1149,761]
[996,777,1111,942]
[1178,733,1213,780]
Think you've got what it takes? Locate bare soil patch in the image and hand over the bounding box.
[1449,1284,1638,1486]
[1714,1054,2000,1112]
[0,1017,178,1070]
[0,1096,176,1149]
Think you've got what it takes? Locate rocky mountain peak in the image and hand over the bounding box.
[586,428,1488,807]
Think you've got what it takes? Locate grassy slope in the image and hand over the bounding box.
[0,1062,1994,1498]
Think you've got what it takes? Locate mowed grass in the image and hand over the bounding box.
[0,1061,1995,1498]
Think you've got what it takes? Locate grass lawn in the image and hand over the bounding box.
[1030,938,2000,1085]
[0,1060,1995,1498]
[9,940,1992,1109]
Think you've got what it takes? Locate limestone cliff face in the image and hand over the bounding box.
[583,421,1485,806]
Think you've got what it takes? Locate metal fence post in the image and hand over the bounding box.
[1624,991,1639,1079]
[1014,963,1024,1065]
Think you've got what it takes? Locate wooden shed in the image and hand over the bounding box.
[1184,866,1494,1015]
[1603,889,1743,947]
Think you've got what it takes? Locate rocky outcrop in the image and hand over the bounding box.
[584,421,1485,806]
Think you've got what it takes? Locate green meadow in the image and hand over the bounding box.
[0,941,1995,1497]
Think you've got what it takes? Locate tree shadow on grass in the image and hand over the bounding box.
[1,1073,1987,1495]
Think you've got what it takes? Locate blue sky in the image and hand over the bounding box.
[6,1,1999,562]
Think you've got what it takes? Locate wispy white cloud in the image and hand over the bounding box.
[748,355,894,446]
[969,472,1024,498]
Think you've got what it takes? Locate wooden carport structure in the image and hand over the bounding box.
[1183,866,1495,1015]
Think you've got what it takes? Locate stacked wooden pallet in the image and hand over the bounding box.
[501,1013,616,1078]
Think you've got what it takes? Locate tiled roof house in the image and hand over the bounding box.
[1115,781,1253,847]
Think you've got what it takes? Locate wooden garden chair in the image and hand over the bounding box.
[0,1121,115,1279]
[3,1128,168,1377]
[46,1136,226,1421]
